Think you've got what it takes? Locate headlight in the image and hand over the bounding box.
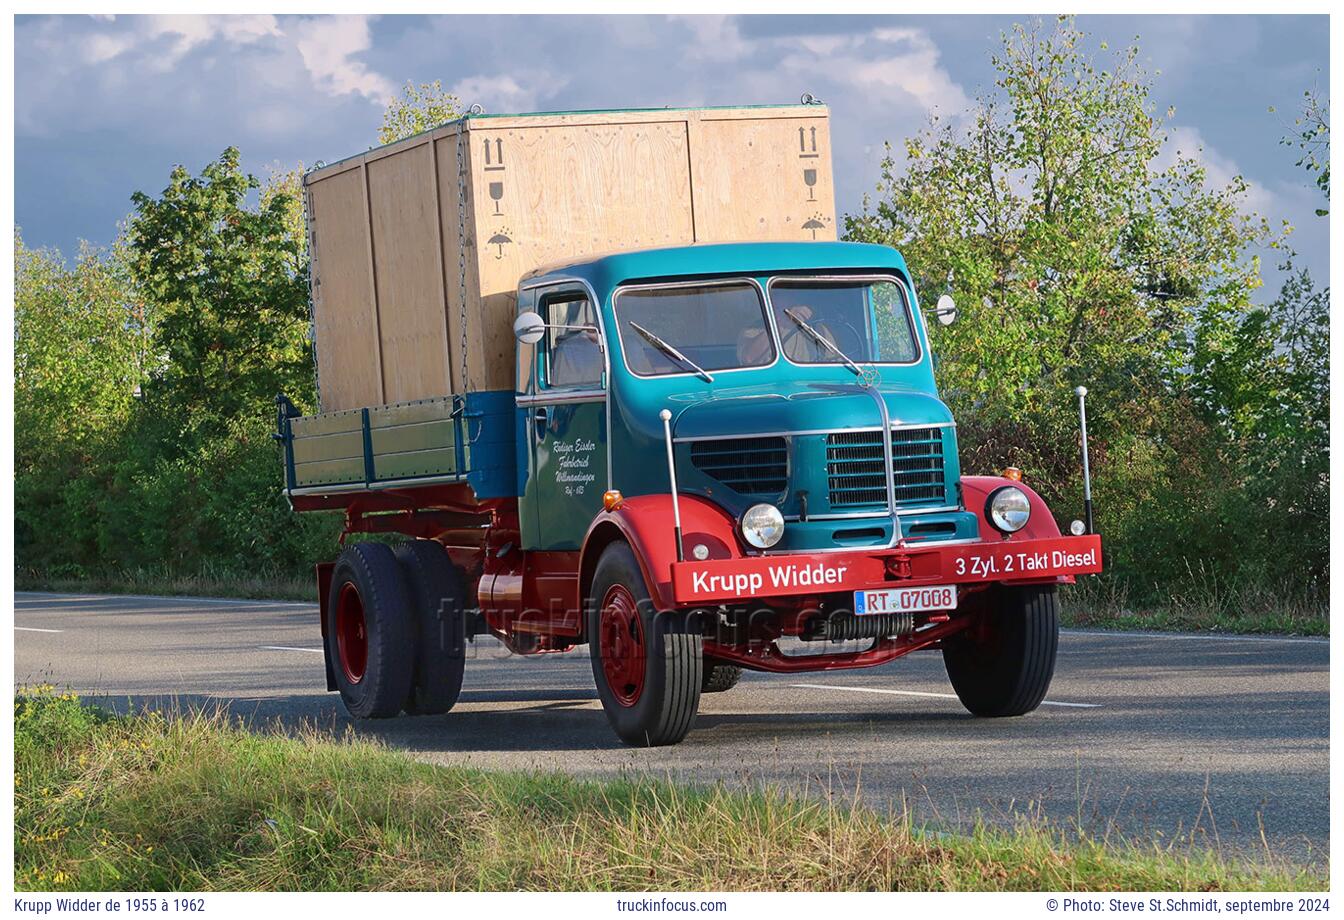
[986,486,1031,534]
[740,503,785,549]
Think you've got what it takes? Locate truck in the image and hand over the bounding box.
[277,102,1103,746]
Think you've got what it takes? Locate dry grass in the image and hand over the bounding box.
[1062,566,1327,636]
[15,689,1323,893]
[16,565,313,602]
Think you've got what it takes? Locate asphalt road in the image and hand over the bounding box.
[14,591,1330,864]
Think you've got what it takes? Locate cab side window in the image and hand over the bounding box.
[543,293,603,389]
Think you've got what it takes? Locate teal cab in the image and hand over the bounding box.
[514,241,978,554]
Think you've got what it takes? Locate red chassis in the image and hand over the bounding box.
[295,479,1103,676]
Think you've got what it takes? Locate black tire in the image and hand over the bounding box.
[394,540,468,716]
[943,584,1058,717]
[587,542,702,746]
[701,660,742,694]
[325,542,415,719]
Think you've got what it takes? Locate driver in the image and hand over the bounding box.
[551,329,602,387]
[776,304,839,362]
[735,326,772,365]
[550,301,603,387]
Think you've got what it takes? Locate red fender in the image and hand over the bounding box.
[580,494,741,612]
[579,481,1069,615]
[961,475,1063,541]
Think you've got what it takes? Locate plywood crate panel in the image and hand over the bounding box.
[304,105,836,410]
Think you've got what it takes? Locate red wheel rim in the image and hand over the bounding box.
[599,584,645,707]
[335,582,368,684]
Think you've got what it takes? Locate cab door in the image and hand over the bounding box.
[518,284,609,550]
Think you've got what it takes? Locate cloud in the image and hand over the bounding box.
[450,71,567,115]
[286,15,396,104]
[15,13,394,148]
[782,28,970,116]
[674,15,752,62]
[74,15,279,70]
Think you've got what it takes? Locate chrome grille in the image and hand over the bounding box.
[689,437,787,496]
[826,428,945,508]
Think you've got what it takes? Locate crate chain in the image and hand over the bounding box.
[455,121,470,393]
[303,181,322,412]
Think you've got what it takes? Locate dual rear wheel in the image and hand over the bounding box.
[325,540,467,719]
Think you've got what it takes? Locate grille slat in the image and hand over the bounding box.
[825,428,946,508]
[690,437,787,496]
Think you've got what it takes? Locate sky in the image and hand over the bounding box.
[14,14,1331,291]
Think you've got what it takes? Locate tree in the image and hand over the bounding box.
[14,231,150,567]
[1273,88,1329,214]
[127,147,313,447]
[14,232,148,461]
[378,80,463,145]
[845,17,1272,485]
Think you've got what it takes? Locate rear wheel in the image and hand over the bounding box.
[587,542,702,746]
[325,542,415,718]
[701,660,742,694]
[394,540,468,716]
[943,584,1058,717]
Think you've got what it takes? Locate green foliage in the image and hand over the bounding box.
[14,151,340,583]
[846,16,1326,610]
[1273,88,1330,213]
[14,234,149,568]
[378,80,463,145]
[14,234,148,455]
[127,147,313,447]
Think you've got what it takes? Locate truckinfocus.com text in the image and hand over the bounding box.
[615,898,728,912]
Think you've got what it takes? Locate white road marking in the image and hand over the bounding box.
[790,682,1101,708]
[259,646,324,654]
[15,626,63,633]
[1063,628,1327,646]
[16,591,315,609]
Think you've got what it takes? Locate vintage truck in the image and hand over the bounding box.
[277,104,1102,746]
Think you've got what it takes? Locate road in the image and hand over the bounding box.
[14,591,1329,864]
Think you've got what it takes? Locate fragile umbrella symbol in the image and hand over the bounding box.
[802,218,826,240]
[487,231,512,259]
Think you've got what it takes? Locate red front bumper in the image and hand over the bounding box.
[670,533,1102,606]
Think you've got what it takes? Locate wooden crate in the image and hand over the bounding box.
[304,104,836,410]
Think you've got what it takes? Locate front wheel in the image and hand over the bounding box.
[943,584,1058,717]
[587,542,702,746]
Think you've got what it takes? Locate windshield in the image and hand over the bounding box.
[770,278,919,365]
[614,282,775,376]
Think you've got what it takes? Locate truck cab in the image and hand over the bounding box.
[516,241,977,554]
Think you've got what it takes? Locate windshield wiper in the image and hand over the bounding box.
[782,308,864,378]
[627,321,714,383]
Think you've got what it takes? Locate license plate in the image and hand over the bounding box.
[854,585,957,615]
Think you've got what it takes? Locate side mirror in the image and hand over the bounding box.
[513,311,546,345]
[933,294,958,326]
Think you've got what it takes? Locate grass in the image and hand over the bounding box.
[15,688,1324,892]
[1061,565,1327,637]
[16,564,313,603]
